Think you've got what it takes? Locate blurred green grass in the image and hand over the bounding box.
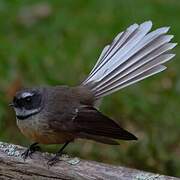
[0,0,180,177]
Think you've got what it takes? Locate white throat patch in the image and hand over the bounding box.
[15,107,39,117]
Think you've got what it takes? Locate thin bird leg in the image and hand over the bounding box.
[21,142,41,160]
[47,141,71,166]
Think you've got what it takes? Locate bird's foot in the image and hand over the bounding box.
[47,152,63,167]
[21,142,40,161]
[47,141,71,167]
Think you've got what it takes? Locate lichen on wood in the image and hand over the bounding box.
[0,142,179,180]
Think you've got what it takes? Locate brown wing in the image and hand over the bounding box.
[48,105,137,145]
[72,106,137,142]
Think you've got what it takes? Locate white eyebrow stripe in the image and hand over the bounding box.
[21,92,33,98]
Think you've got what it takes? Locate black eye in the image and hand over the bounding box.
[21,96,34,110]
[25,96,32,102]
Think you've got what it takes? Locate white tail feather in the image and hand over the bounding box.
[82,21,176,99]
[95,65,166,98]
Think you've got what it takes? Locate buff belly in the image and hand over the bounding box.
[16,116,74,144]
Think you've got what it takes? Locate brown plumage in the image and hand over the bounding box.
[16,86,136,145]
[10,21,176,164]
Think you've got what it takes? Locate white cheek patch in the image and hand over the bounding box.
[15,107,39,117]
[21,92,33,98]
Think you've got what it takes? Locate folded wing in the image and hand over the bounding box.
[73,106,137,144]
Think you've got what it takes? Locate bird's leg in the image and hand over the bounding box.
[47,141,71,166]
[21,142,41,161]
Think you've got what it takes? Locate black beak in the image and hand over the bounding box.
[9,103,14,107]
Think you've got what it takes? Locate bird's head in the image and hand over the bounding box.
[10,88,43,120]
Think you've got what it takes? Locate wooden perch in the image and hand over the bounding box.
[0,142,179,180]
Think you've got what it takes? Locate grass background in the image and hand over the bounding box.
[0,0,180,177]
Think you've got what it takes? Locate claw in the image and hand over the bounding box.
[21,143,40,161]
[21,149,30,161]
[47,141,71,167]
[47,155,60,167]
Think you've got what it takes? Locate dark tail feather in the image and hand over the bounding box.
[78,133,120,145]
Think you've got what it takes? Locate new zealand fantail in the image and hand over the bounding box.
[10,21,176,165]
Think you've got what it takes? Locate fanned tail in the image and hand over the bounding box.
[82,21,176,99]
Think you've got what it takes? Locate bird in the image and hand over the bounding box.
[10,21,176,166]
